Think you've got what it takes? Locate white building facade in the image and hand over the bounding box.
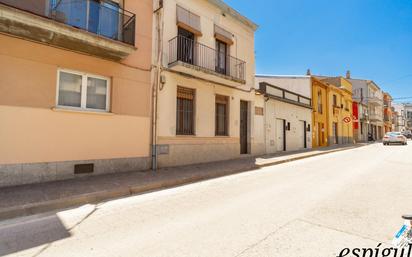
[152,0,265,168]
[393,103,406,132]
[405,103,412,130]
[256,75,312,154]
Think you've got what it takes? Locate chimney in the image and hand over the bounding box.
[306,69,311,76]
[346,70,351,79]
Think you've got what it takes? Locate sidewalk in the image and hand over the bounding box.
[0,143,369,221]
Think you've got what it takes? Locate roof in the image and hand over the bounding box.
[256,74,310,79]
[208,0,258,31]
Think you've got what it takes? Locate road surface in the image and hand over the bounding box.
[1,142,412,257]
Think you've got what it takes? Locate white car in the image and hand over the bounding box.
[383,132,408,145]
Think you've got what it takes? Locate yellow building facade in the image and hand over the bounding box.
[311,77,329,147]
[321,77,354,145]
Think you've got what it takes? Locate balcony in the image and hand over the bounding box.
[367,96,383,106]
[0,0,136,60]
[369,113,382,122]
[258,82,312,109]
[168,35,246,85]
[359,112,368,121]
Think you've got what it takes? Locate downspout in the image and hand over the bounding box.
[152,1,163,171]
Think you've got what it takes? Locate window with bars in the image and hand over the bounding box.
[215,95,229,136]
[176,86,195,135]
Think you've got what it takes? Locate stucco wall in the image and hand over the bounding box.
[327,87,354,145]
[157,71,263,167]
[161,0,256,90]
[154,0,260,167]
[0,0,153,185]
[264,100,312,154]
[312,79,328,147]
[255,76,312,98]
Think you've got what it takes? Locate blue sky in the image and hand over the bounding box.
[224,0,412,101]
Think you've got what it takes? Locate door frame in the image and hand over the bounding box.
[240,100,249,154]
[276,118,286,152]
[303,120,307,148]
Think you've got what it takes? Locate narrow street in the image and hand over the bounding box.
[1,143,411,257]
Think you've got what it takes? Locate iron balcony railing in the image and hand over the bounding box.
[369,112,382,121]
[0,0,136,45]
[367,95,383,105]
[168,35,246,81]
[258,82,312,108]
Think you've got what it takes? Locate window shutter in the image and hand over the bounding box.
[214,25,233,45]
[176,5,202,36]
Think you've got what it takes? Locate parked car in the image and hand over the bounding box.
[402,131,412,139]
[383,132,408,145]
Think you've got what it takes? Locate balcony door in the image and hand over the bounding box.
[51,0,120,40]
[98,1,120,40]
[177,28,195,65]
[215,40,228,75]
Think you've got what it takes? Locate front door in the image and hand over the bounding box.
[276,119,285,151]
[240,101,249,154]
[333,122,339,144]
[302,121,307,149]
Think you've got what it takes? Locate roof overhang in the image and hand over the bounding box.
[207,0,258,31]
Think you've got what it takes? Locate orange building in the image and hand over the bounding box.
[0,0,153,187]
[383,92,393,133]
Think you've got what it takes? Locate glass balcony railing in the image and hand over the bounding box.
[0,0,136,45]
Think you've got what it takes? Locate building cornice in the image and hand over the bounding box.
[207,0,258,31]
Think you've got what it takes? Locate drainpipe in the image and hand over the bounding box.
[151,1,163,171]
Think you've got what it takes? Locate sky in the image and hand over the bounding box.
[224,0,412,102]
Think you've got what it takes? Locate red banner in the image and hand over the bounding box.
[352,102,359,129]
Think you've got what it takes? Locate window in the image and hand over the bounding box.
[176,86,195,135]
[215,40,228,75]
[333,94,337,107]
[317,90,322,114]
[215,95,229,136]
[57,70,110,111]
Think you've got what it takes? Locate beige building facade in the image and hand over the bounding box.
[153,0,264,167]
[0,0,153,187]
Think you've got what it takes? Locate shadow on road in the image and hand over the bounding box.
[0,214,70,256]
[0,204,100,256]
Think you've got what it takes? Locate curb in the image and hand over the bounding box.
[255,144,364,167]
[0,144,367,221]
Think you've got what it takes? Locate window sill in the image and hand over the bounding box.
[52,107,114,116]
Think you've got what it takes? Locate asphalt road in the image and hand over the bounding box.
[1,142,412,257]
